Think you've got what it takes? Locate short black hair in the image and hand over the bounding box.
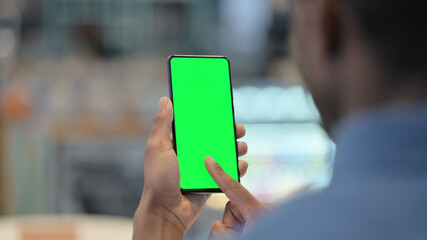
[345,0,427,79]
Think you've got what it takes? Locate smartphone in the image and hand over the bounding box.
[168,55,240,193]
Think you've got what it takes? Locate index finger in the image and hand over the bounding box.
[205,156,260,218]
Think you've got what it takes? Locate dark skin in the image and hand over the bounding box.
[293,0,427,131]
[133,97,250,240]
[133,0,427,239]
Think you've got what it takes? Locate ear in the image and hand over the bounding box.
[321,0,342,58]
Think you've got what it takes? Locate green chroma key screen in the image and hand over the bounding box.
[168,55,239,191]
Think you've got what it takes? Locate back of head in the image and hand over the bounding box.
[345,0,427,81]
[291,0,427,131]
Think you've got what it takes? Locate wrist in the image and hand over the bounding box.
[133,189,186,240]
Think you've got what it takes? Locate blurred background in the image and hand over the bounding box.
[0,0,334,239]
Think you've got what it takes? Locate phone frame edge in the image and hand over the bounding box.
[167,54,241,194]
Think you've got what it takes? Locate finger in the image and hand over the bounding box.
[237,141,248,157]
[205,156,259,218]
[210,221,227,232]
[235,124,246,139]
[148,97,173,146]
[238,160,249,178]
[208,221,234,240]
[262,202,276,210]
[222,201,244,230]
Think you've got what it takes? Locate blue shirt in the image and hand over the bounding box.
[243,102,427,240]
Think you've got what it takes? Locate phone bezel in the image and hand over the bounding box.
[167,54,241,194]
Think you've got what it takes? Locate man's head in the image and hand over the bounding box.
[290,0,427,132]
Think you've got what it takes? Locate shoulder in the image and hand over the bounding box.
[242,181,427,240]
[242,190,338,240]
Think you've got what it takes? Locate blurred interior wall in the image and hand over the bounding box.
[0,0,334,222]
[0,0,19,215]
[0,117,5,215]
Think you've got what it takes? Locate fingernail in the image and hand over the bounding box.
[158,97,168,111]
[206,156,223,171]
[206,156,214,163]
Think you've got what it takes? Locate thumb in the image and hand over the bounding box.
[149,97,174,143]
[208,221,233,240]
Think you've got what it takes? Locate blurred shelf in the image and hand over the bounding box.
[0,214,132,240]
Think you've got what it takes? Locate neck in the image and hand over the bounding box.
[344,76,427,119]
[386,79,427,103]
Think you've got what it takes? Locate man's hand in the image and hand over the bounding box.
[205,156,273,240]
[133,97,249,240]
